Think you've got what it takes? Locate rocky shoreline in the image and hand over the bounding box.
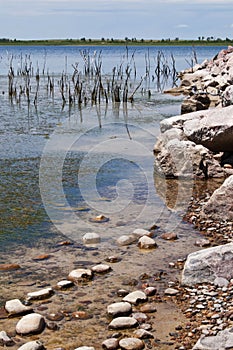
[1,46,233,350]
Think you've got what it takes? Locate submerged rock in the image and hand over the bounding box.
[137,236,157,249]
[83,232,101,244]
[27,287,54,301]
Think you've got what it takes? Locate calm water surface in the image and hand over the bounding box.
[0,45,225,255]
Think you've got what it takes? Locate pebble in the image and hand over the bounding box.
[32,254,51,261]
[74,347,95,350]
[83,232,101,244]
[0,331,14,346]
[56,280,74,289]
[164,288,179,296]
[91,264,111,273]
[214,277,229,287]
[132,229,152,237]
[46,312,64,321]
[137,236,157,249]
[108,316,138,329]
[195,238,210,247]
[117,289,129,297]
[116,235,137,246]
[17,341,45,350]
[68,268,93,282]
[107,302,132,317]
[133,329,154,339]
[160,232,178,240]
[102,338,119,350]
[119,337,145,350]
[144,286,157,296]
[16,313,45,335]
[27,287,54,301]
[5,299,33,315]
[105,256,121,263]
[123,291,147,305]
[140,304,157,313]
[0,263,21,271]
[132,312,148,323]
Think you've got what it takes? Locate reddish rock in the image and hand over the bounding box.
[0,263,21,271]
[160,232,178,241]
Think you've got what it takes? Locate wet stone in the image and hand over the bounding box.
[140,304,157,313]
[5,299,33,316]
[0,263,21,271]
[119,337,145,350]
[68,268,93,282]
[91,264,111,273]
[144,287,157,296]
[160,232,178,240]
[132,312,148,323]
[46,312,64,321]
[117,235,137,246]
[133,329,154,339]
[56,280,74,289]
[0,331,14,346]
[117,289,129,297]
[16,313,45,335]
[83,232,101,244]
[102,338,119,350]
[132,229,152,237]
[27,287,54,301]
[107,302,132,317]
[138,236,157,249]
[109,317,138,330]
[164,288,179,296]
[123,291,147,305]
[17,341,45,350]
[74,347,95,350]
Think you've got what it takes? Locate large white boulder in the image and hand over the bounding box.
[181,243,233,286]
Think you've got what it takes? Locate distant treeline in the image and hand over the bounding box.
[0,37,233,46]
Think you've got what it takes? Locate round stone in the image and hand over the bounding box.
[5,299,33,315]
[138,236,157,249]
[164,288,179,296]
[27,287,54,300]
[109,317,138,330]
[116,235,137,246]
[119,337,145,350]
[102,338,119,350]
[83,232,101,244]
[107,302,132,317]
[132,229,151,237]
[123,291,147,305]
[160,232,178,240]
[68,268,93,282]
[56,280,74,289]
[91,264,111,273]
[16,313,45,335]
[17,341,45,350]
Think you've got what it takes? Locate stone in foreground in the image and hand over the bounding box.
[16,313,45,335]
[102,338,119,350]
[108,316,138,329]
[17,341,45,350]
[5,299,33,315]
[192,327,233,349]
[123,291,147,305]
[119,337,145,350]
[138,236,157,249]
[107,302,132,317]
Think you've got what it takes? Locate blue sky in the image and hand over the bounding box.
[0,0,233,40]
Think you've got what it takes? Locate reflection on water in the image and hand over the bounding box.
[0,45,224,256]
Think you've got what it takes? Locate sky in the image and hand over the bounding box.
[0,0,233,41]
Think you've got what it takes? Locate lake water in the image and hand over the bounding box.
[0,45,225,255]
